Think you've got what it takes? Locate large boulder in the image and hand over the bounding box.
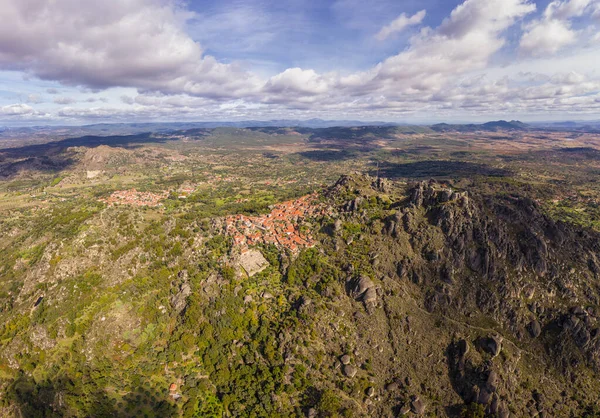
[529,320,542,338]
[350,275,377,306]
[354,275,374,295]
[480,335,503,358]
[410,396,426,415]
[343,364,357,378]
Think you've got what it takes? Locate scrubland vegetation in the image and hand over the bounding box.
[2,125,600,416]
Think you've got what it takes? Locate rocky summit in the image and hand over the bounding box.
[299,174,600,416]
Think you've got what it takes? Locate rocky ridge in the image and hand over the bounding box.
[312,174,600,416]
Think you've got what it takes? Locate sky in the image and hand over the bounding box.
[0,0,599,125]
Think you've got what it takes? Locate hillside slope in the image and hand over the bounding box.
[1,174,600,417]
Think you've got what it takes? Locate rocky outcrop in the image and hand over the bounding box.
[348,275,377,307]
[447,338,512,416]
[170,282,191,314]
[323,175,600,414]
[344,197,364,212]
[558,309,600,369]
[410,396,426,415]
[343,364,357,378]
[528,320,542,338]
[171,270,191,314]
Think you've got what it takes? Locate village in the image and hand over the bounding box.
[224,194,325,253]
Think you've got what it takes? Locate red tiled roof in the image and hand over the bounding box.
[223,194,321,253]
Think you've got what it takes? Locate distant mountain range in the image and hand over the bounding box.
[2,119,600,139]
[0,119,396,137]
[431,120,530,133]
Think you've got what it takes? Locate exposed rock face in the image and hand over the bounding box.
[378,180,600,371]
[343,364,357,378]
[473,335,503,358]
[170,282,191,314]
[334,219,343,233]
[318,175,600,415]
[237,249,270,277]
[529,320,542,338]
[362,287,377,305]
[395,181,566,285]
[410,396,426,415]
[559,311,600,369]
[30,326,56,351]
[86,170,102,179]
[456,339,470,372]
[349,275,377,307]
[344,197,364,212]
[372,177,390,193]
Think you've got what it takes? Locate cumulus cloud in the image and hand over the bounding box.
[264,69,332,96]
[545,0,592,19]
[551,71,587,85]
[0,103,49,119]
[0,0,261,98]
[260,0,537,108]
[0,0,598,123]
[520,19,577,55]
[369,0,536,94]
[375,10,426,41]
[0,103,35,116]
[520,0,595,56]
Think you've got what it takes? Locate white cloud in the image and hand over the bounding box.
[372,0,536,93]
[264,68,332,96]
[0,0,598,123]
[267,0,537,107]
[520,19,577,55]
[550,71,587,85]
[545,0,592,19]
[0,103,35,116]
[438,0,535,37]
[520,0,595,56]
[375,10,426,41]
[0,0,261,98]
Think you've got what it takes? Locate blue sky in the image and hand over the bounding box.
[0,0,599,125]
[185,0,451,73]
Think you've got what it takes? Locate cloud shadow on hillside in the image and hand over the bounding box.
[6,374,178,417]
[371,160,511,180]
[297,150,359,162]
[0,133,180,179]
